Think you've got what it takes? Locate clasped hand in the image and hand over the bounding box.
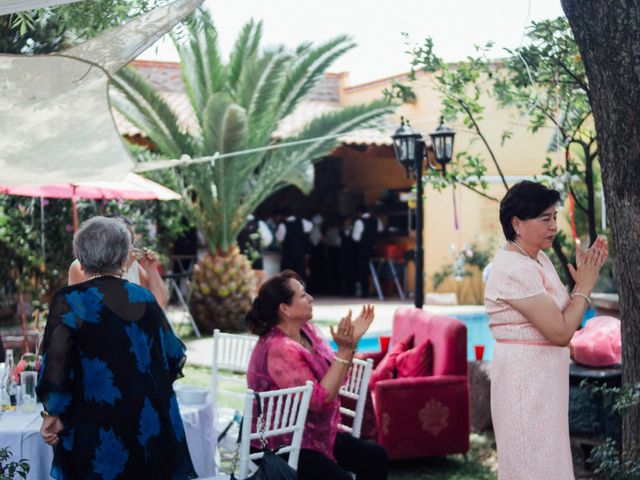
[330,305,375,350]
[569,235,609,290]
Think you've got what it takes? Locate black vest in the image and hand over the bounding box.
[282,218,305,259]
[360,216,378,255]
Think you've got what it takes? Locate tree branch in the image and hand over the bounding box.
[457,99,509,191]
[459,181,500,202]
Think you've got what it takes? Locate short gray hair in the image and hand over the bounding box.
[73,217,131,276]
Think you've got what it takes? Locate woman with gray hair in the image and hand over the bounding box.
[37,216,196,479]
[68,214,169,307]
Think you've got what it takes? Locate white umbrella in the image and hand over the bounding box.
[0,0,82,15]
[0,0,202,185]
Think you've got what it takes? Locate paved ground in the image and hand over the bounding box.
[179,297,486,367]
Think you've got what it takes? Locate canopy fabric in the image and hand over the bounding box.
[0,0,81,15]
[0,0,202,186]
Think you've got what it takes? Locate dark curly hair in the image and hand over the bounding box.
[500,181,561,241]
[245,270,301,336]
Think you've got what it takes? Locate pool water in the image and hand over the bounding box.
[329,307,597,362]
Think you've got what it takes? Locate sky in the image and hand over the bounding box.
[139,0,565,86]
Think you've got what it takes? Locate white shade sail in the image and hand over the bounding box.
[0,0,202,186]
[0,0,81,15]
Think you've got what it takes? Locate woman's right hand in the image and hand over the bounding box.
[330,310,355,351]
[569,246,607,294]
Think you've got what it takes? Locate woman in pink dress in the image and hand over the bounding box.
[246,270,388,480]
[484,181,608,479]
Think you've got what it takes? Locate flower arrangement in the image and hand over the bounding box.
[12,353,41,384]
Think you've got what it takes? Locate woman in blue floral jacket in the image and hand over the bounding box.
[36,216,196,479]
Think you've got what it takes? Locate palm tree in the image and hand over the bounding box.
[112,9,394,333]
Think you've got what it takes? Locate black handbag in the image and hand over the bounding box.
[230,393,298,480]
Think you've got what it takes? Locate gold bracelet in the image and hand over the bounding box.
[333,356,352,366]
[571,292,591,307]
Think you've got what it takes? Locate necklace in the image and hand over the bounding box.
[86,273,119,281]
[278,327,312,350]
[510,240,542,266]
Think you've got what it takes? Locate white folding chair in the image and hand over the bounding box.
[211,329,259,405]
[338,357,374,438]
[202,381,313,480]
[211,329,259,470]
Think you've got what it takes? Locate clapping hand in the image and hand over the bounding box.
[352,305,375,343]
[576,234,609,268]
[568,237,608,292]
[330,310,355,350]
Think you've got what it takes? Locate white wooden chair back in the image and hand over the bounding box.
[237,381,314,479]
[211,329,259,409]
[338,357,373,438]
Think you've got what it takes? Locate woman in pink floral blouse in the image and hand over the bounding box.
[246,270,388,480]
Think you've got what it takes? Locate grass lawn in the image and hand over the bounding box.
[180,363,498,479]
[388,433,496,479]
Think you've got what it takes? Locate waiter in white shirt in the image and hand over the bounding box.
[275,208,313,281]
[352,205,383,297]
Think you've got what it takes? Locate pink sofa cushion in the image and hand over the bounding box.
[391,307,467,376]
[369,334,413,389]
[396,338,433,378]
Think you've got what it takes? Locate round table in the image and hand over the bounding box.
[0,401,216,479]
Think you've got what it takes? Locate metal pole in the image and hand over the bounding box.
[414,141,425,309]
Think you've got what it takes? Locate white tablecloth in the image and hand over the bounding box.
[0,402,217,479]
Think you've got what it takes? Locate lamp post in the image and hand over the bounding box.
[392,117,455,308]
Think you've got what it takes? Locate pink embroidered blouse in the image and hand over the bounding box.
[247,321,340,460]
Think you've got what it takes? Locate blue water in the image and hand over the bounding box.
[329,307,597,362]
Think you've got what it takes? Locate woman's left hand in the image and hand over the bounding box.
[352,305,375,343]
[40,414,64,446]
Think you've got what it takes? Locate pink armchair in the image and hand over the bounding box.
[362,307,470,460]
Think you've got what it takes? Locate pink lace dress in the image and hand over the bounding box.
[484,247,574,479]
[247,322,340,460]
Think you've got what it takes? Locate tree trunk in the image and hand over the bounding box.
[562,0,640,462]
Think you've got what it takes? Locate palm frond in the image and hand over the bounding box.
[227,19,262,91]
[201,92,247,154]
[281,161,315,195]
[245,100,394,215]
[174,10,226,123]
[246,51,291,147]
[278,35,355,120]
[111,68,192,158]
[235,51,273,110]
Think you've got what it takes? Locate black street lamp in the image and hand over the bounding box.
[392,117,455,308]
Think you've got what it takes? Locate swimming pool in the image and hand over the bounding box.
[330,307,597,361]
[329,311,495,361]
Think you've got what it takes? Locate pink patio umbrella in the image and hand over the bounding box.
[0,172,181,231]
[0,173,181,353]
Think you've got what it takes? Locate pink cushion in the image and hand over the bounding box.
[395,338,433,378]
[369,334,413,388]
[571,316,622,367]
